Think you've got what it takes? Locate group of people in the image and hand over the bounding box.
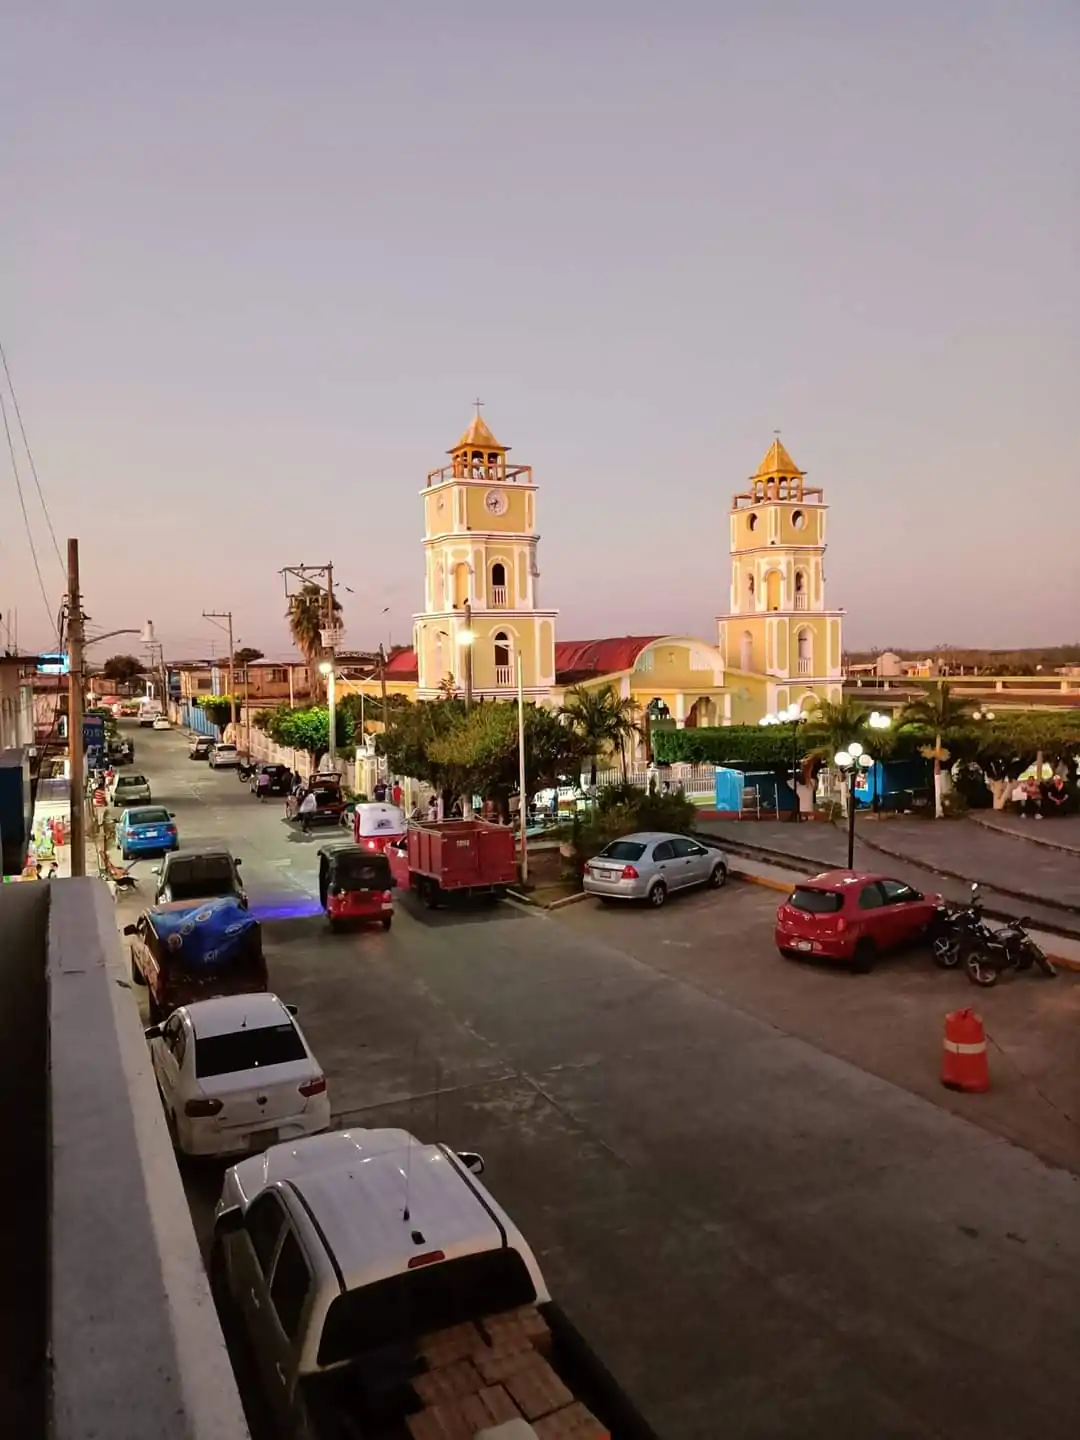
[1012,772,1076,819]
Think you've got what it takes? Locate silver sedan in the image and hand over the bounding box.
[583,831,728,907]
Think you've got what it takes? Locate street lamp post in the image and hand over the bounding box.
[759,703,810,822]
[834,743,874,868]
[319,662,336,770]
[456,627,528,881]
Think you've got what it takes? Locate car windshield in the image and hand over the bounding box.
[129,809,170,826]
[789,887,843,914]
[332,854,392,888]
[118,775,147,787]
[598,841,647,861]
[165,858,236,898]
[215,746,237,754]
[194,1022,305,1078]
[317,1249,538,1367]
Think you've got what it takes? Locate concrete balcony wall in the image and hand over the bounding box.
[0,878,249,1439]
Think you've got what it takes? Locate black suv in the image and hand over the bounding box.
[152,848,247,907]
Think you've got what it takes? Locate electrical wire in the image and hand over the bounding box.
[1,387,59,644]
[0,338,64,573]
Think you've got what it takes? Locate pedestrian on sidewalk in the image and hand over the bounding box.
[1019,776,1042,819]
[299,789,318,834]
[1042,773,1073,818]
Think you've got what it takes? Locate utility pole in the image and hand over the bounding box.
[202,611,236,734]
[67,539,86,878]
[463,600,474,712]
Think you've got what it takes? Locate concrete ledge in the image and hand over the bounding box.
[48,880,249,1439]
[967,811,1080,856]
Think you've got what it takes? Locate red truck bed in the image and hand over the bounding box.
[407,820,517,905]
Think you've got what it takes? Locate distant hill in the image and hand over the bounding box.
[845,645,1080,676]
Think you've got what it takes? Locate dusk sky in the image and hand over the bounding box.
[3,1,1077,660]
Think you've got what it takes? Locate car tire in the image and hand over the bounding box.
[778,946,799,959]
[852,938,876,973]
[381,917,392,930]
[146,991,161,1023]
[328,918,344,934]
[130,953,146,986]
[121,847,129,862]
[421,877,441,910]
[648,880,667,908]
[708,863,727,889]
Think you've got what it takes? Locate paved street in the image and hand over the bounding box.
[115,727,1080,1440]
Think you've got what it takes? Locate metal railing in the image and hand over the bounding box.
[494,664,514,686]
[797,657,812,674]
[794,593,808,610]
[490,585,507,607]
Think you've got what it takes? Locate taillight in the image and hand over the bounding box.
[408,1250,446,1269]
[382,890,392,901]
[835,917,848,932]
[367,839,376,849]
[166,825,177,834]
[298,1076,326,1098]
[184,1098,223,1117]
[621,865,639,880]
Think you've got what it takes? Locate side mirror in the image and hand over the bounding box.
[168,812,175,819]
[235,858,242,866]
[214,1207,244,1237]
[457,1151,485,1177]
[151,866,162,876]
[123,923,137,936]
[970,882,980,895]
[285,1003,298,1015]
[144,1024,162,1040]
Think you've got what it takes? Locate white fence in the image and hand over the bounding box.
[566,765,717,799]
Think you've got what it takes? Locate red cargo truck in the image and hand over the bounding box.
[407,819,517,907]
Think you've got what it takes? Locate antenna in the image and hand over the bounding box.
[402,1030,422,1223]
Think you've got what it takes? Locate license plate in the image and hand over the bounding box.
[793,940,813,951]
[143,831,159,839]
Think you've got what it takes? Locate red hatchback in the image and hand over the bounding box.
[775,870,942,971]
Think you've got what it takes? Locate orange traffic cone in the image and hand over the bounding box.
[941,1008,989,1093]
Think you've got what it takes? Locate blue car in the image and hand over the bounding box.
[119,806,179,860]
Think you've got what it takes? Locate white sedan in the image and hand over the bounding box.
[146,993,331,1158]
[152,716,171,730]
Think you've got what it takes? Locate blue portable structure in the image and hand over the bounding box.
[712,763,795,814]
[853,758,933,810]
[149,896,259,967]
[713,767,744,812]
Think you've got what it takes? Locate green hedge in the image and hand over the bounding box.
[652,727,791,767]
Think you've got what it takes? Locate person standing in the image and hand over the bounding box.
[299,789,318,834]
[391,780,402,808]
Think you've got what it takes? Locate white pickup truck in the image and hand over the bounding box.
[209,1127,655,1440]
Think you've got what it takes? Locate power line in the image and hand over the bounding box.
[1,386,58,642]
[0,338,64,574]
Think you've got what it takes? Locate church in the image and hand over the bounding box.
[339,414,844,728]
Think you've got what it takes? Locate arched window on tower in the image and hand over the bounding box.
[797,627,813,676]
[747,574,756,607]
[766,570,782,611]
[494,632,512,686]
[490,562,507,607]
[740,631,754,673]
[453,562,470,609]
[794,569,807,611]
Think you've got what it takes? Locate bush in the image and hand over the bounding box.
[569,787,698,876]
[652,726,790,767]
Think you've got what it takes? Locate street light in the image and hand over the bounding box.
[868,710,892,731]
[318,661,337,770]
[973,708,996,722]
[759,702,810,822]
[456,627,528,882]
[834,744,874,868]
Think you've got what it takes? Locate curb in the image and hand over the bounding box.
[967,811,1080,858]
[730,867,793,895]
[507,887,591,911]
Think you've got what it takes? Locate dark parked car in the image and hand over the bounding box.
[189,736,215,760]
[250,763,291,797]
[153,847,247,908]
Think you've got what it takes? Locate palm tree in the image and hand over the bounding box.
[899,682,971,818]
[805,697,870,756]
[560,685,642,786]
[287,583,342,697]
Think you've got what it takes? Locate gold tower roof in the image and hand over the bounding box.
[753,438,804,479]
[451,414,507,453]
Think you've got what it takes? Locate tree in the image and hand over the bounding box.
[234,647,264,665]
[287,583,343,696]
[560,685,642,784]
[253,703,355,771]
[804,698,870,757]
[430,701,587,818]
[375,699,467,801]
[101,654,144,685]
[898,683,972,818]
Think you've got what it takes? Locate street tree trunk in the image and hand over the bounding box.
[933,732,944,819]
[987,778,1012,810]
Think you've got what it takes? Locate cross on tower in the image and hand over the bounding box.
[473,397,484,418]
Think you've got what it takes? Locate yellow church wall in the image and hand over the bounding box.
[631,641,723,691]
[775,506,824,547]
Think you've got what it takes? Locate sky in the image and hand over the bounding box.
[2,0,1077,661]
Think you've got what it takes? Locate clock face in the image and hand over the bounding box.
[485,489,508,517]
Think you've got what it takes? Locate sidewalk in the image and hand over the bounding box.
[695,815,1080,938]
[971,810,1080,855]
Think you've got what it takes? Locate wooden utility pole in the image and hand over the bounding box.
[463,600,474,711]
[202,610,236,734]
[67,539,86,877]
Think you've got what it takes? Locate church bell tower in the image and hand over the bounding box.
[717,439,844,712]
[413,410,558,701]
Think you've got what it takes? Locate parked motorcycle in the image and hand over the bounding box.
[236,760,255,782]
[965,917,1056,987]
[930,884,992,968]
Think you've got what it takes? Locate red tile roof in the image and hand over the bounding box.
[555,637,662,685]
[384,648,419,680]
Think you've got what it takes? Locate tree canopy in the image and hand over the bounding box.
[101,654,144,683]
[560,685,641,784]
[253,703,355,768]
[234,647,264,665]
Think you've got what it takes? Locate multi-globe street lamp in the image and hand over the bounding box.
[834,742,874,868]
[759,703,810,823]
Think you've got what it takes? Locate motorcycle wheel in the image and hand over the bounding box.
[965,953,1000,988]
[931,934,962,968]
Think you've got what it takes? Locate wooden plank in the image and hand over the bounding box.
[502,1356,574,1421]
